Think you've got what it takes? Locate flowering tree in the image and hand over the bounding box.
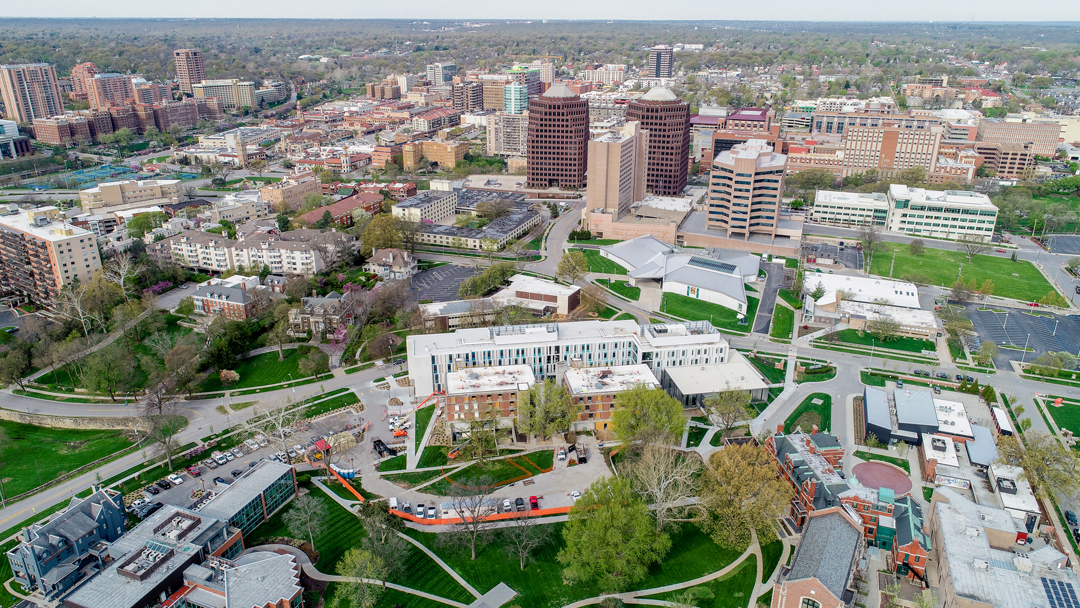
[219,370,240,388]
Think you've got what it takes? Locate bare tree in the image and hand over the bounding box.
[101,252,145,301]
[957,236,991,262]
[145,332,178,360]
[702,389,753,429]
[447,477,498,560]
[314,231,350,271]
[501,509,553,570]
[357,502,409,584]
[241,395,304,451]
[626,443,702,534]
[54,282,105,337]
[148,414,185,470]
[283,493,327,552]
[859,223,882,255]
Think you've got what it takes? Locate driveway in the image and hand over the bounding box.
[753,262,784,334]
[156,283,197,311]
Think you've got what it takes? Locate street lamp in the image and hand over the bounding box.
[1021,334,1032,366]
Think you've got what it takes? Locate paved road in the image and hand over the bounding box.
[752,261,784,335]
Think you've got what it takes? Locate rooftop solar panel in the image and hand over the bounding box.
[688,257,738,274]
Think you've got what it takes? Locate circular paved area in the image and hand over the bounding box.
[851,462,912,495]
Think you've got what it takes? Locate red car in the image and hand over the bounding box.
[186,466,202,477]
[1027,302,1040,307]
[995,249,1007,253]
[529,496,539,510]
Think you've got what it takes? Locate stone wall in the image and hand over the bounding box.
[0,409,150,431]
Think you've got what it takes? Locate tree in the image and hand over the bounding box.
[520,379,576,440]
[703,390,753,429]
[866,315,902,342]
[1067,258,1080,276]
[276,214,291,232]
[957,236,991,262]
[809,281,826,301]
[175,296,195,317]
[356,502,408,584]
[501,509,554,570]
[610,385,687,444]
[83,342,135,401]
[909,239,925,256]
[556,250,589,285]
[557,476,670,593]
[996,432,1080,500]
[147,414,185,470]
[298,348,329,378]
[269,322,292,361]
[787,168,835,200]
[125,212,167,239]
[248,159,268,177]
[314,231,349,270]
[859,223,882,255]
[626,443,702,534]
[447,477,498,560]
[0,348,30,390]
[399,220,423,254]
[242,395,304,451]
[55,282,106,337]
[700,442,793,548]
[284,493,327,552]
[101,252,145,301]
[978,279,995,298]
[977,341,999,366]
[949,279,974,303]
[576,283,608,316]
[1040,291,1069,308]
[360,213,402,257]
[476,199,513,220]
[335,548,388,608]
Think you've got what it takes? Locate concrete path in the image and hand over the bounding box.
[4,577,46,607]
[468,583,517,608]
[312,477,361,510]
[396,531,482,599]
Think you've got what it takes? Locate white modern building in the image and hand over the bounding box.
[811,185,998,242]
[392,190,457,223]
[802,273,921,308]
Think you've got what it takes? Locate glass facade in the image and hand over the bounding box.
[227,470,296,537]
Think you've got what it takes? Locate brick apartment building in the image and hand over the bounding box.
[31,116,92,147]
[0,63,65,123]
[625,87,691,196]
[402,139,470,171]
[259,170,320,211]
[297,192,382,226]
[527,84,589,189]
[0,207,103,306]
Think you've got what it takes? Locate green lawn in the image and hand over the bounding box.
[415,405,435,451]
[597,279,641,301]
[304,392,360,418]
[199,349,315,392]
[404,521,743,608]
[0,420,134,497]
[598,306,619,319]
[771,305,794,340]
[417,446,450,468]
[760,530,784,583]
[687,425,709,447]
[613,312,637,321]
[784,393,832,433]
[832,329,935,354]
[1045,401,1080,436]
[569,238,623,246]
[378,454,407,472]
[661,293,759,333]
[248,480,474,605]
[854,450,911,473]
[869,242,1058,302]
[642,556,757,608]
[747,355,786,384]
[777,289,802,309]
[382,469,447,488]
[577,249,628,275]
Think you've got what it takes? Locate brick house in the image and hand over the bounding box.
[443,365,535,428]
[191,284,265,320]
[772,507,863,608]
[765,429,847,527]
[288,291,356,337]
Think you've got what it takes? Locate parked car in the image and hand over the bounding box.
[276,451,287,461]
[515,497,526,512]
[965,375,975,383]
[1073,528,1080,544]
[427,506,436,519]
[913,369,927,377]
[570,491,581,501]
[231,447,244,458]
[402,502,412,514]
[932,386,941,394]
[231,469,243,478]
[502,499,513,513]
[129,498,147,513]
[529,496,539,510]
[896,379,904,388]
[1066,510,1078,526]
[292,444,304,454]
[287,448,297,459]
[225,451,236,461]
[167,474,184,485]
[144,485,160,496]
[248,461,258,468]
[1027,302,1040,307]
[203,459,219,470]
[393,359,406,365]
[178,284,188,289]
[935,372,949,380]
[156,480,171,490]
[392,428,408,438]
[186,466,202,477]
[417,503,426,519]
[213,477,228,485]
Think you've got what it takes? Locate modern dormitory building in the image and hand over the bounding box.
[408,319,769,430]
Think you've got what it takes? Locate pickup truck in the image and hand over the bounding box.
[211,451,229,466]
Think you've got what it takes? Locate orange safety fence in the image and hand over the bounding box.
[390,505,573,525]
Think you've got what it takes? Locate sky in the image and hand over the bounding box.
[6,0,1080,22]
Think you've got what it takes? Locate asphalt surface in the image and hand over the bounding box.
[410,264,481,302]
[752,261,784,334]
[1046,235,1080,256]
[965,303,1080,368]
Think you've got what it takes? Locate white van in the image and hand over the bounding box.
[244,439,260,452]
[389,497,399,510]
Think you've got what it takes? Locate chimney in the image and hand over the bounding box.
[776,424,784,434]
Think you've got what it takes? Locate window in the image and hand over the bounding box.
[801,599,821,608]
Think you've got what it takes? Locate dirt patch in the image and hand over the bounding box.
[395,378,411,387]
[388,397,402,407]
[375,383,391,390]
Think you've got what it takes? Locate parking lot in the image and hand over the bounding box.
[128,408,366,517]
[964,303,1080,369]
[1046,235,1080,255]
[804,243,864,270]
[410,264,480,302]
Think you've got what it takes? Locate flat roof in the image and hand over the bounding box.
[814,190,889,206]
[662,352,769,394]
[836,301,940,330]
[921,433,960,468]
[808,273,921,309]
[197,460,294,522]
[563,364,658,396]
[889,184,998,210]
[895,390,939,428]
[990,464,1040,516]
[501,274,579,297]
[864,386,892,430]
[966,424,998,467]
[934,398,974,438]
[445,365,535,395]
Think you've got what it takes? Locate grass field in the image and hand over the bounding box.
[747,355,787,384]
[869,242,1058,301]
[771,305,794,340]
[248,479,474,605]
[577,249,628,275]
[687,425,709,447]
[404,521,744,608]
[854,450,911,473]
[760,529,784,583]
[643,556,757,608]
[598,306,619,319]
[1045,400,1080,436]
[417,446,450,469]
[597,279,641,301]
[199,349,313,392]
[784,393,832,433]
[382,469,447,488]
[661,293,759,333]
[304,392,359,418]
[415,405,435,451]
[833,329,935,354]
[0,420,134,497]
[377,454,407,472]
[778,289,802,309]
[613,312,637,321]
[421,452,551,495]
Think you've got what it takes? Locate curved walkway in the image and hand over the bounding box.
[247,543,470,608]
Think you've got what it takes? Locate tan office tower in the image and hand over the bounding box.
[86,74,135,110]
[586,122,648,221]
[707,139,787,239]
[527,84,589,189]
[174,49,206,95]
[646,45,674,78]
[625,87,690,196]
[0,64,65,123]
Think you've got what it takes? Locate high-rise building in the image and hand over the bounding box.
[86,73,135,110]
[0,207,103,305]
[31,116,91,147]
[976,118,1061,157]
[173,49,206,95]
[503,83,527,114]
[586,122,648,222]
[507,66,541,97]
[707,139,786,240]
[646,45,674,78]
[486,112,530,157]
[396,74,418,92]
[0,64,65,123]
[192,79,256,110]
[527,84,589,190]
[841,125,943,179]
[625,87,690,196]
[425,63,457,87]
[532,61,556,85]
[69,62,99,96]
[451,82,483,113]
[481,76,511,110]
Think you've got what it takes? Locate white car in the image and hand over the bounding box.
[225,451,236,461]
[502,498,513,513]
[292,444,304,454]
[570,491,581,501]
[167,474,184,485]
[287,449,297,459]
